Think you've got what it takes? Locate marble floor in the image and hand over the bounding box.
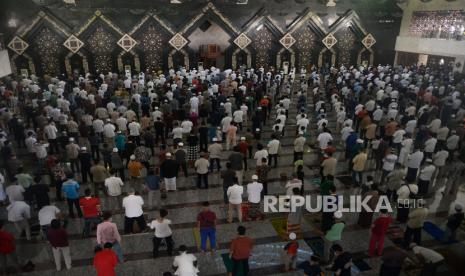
[1,83,465,276]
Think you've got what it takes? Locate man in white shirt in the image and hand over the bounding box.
[267,134,280,168]
[317,130,333,149]
[418,159,436,196]
[44,121,59,154]
[227,183,244,223]
[233,109,244,131]
[254,144,269,166]
[173,245,199,276]
[194,153,210,189]
[411,244,444,275]
[149,209,174,257]
[104,170,124,210]
[38,205,61,237]
[7,200,31,240]
[128,119,141,145]
[5,183,25,202]
[247,175,263,220]
[103,121,116,147]
[381,150,398,184]
[122,189,146,234]
[432,148,449,182]
[406,149,424,182]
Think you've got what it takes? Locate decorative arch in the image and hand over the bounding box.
[276,48,295,71]
[232,48,252,69]
[328,10,368,66]
[10,11,70,76]
[10,53,36,76]
[178,2,239,69]
[241,8,284,69]
[75,10,124,74]
[286,8,327,69]
[117,50,141,73]
[64,51,89,76]
[130,12,174,72]
[318,48,336,68]
[168,49,189,69]
[357,47,374,66]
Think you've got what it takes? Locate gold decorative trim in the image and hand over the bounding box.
[42,15,71,37]
[180,2,238,35]
[75,13,98,36]
[153,14,176,35]
[129,14,151,35]
[288,10,328,34]
[100,14,124,36]
[266,16,284,35]
[18,13,43,37]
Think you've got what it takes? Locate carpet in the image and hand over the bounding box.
[221,253,244,275]
[193,229,211,250]
[303,236,324,258]
[423,221,457,244]
[270,217,290,241]
[353,259,372,271]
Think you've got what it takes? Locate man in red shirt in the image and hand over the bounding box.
[282,232,299,271]
[197,201,217,253]
[369,209,393,256]
[79,188,101,237]
[93,243,118,276]
[0,220,22,274]
[230,226,254,276]
[237,137,249,170]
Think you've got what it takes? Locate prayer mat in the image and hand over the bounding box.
[423,221,457,244]
[193,229,211,251]
[310,177,321,186]
[303,236,324,258]
[270,217,290,240]
[353,259,372,271]
[221,253,244,275]
[336,176,353,186]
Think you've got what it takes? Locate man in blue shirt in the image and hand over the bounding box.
[61,173,83,218]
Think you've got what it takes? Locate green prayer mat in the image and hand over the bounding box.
[221,253,245,275]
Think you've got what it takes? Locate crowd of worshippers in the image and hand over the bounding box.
[0,63,464,275]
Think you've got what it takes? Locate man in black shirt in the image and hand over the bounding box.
[220,162,236,204]
[444,204,464,242]
[28,176,50,209]
[198,121,209,152]
[154,117,165,145]
[330,244,352,276]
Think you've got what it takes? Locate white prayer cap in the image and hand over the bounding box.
[178,142,184,147]
[252,175,259,180]
[334,211,343,219]
[166,152,172,157]
[113,148,118,152]
[81,147,87,151]
[130,155,136,160]
[289,233,297,240]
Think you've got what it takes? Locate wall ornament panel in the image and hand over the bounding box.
[279,33,296,50]
[233,33,252,50]
[169,33,188,51]
[8,36,29,55]
[34,27,62,75]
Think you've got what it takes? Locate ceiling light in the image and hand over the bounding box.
[256,24,263,31]
[326,0,336,7]
[236,0,248,4]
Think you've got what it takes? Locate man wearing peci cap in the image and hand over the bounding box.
[208,138,222,172]
[78,147,92,184]
[443,204,464,242]
[160,153,178,191]
[175,143,188,177]
[65,138,80,173]
[246,175,263,220]
[282,233,299,271]
[194,153,210,189]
